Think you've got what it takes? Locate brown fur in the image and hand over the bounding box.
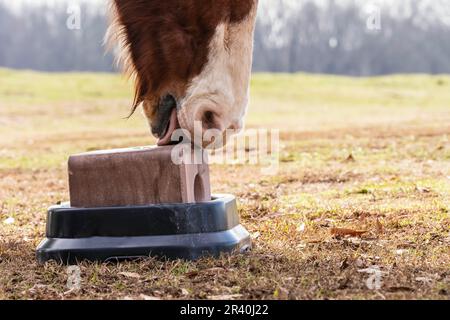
[109,0,257,116]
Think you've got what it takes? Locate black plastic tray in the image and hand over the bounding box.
[36,194,251,264]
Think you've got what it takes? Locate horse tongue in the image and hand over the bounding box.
[157,108,179,146]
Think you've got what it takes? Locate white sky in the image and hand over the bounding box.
[1,0,402,8]
[2,0,443,8]
[3,0,104,11]
[3,0,449,24]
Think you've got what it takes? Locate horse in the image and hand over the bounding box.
[108,0,259,147]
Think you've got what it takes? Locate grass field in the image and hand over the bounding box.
[0,68,449,300]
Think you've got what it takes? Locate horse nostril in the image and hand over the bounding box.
[202,110,219,130]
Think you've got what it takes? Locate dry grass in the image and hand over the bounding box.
[0,69,449,300]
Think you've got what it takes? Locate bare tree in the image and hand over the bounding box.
[0,0,449,75]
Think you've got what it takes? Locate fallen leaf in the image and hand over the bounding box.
[3,217,15,225]
[397,242,416,249]
[355,258,365,268]
[415,277,433,284]
[346,237,362,244]
[388,286,414,292]
[207,294,243,300]
[306,239,323,244]
[395,249,408,255]
[251,232,260,239]
[118,272,140,279]
[339,257,349,270]
[180,288,190,296]
[358,266,381,274]
[375,292,387,300]
[297,223,306,233]
[185,271,199,279]
[337,277,350,289]
[416,186,431,193]
[140,294,161,300]
[344,154,356,163]
[25,284,48,295]
[331,227,368,237]
[376,218,383,235]
[273,287,289,300]
[357,212,370,221]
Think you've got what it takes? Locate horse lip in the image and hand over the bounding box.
[153,110,173,138]
[151,94,177,138]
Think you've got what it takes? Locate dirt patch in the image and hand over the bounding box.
[0,73,449,300]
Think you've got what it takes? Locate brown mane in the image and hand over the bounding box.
[108,0,256,114]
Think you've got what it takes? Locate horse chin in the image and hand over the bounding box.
[147,94,180,146]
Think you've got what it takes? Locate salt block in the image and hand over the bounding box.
[68,146,211,208]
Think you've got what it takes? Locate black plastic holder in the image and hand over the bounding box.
[36,194,251,264]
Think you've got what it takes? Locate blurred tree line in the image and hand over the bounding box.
[0,1,113,72]
[0,0,449,75]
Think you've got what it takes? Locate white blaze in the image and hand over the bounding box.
[177,4,258,136]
